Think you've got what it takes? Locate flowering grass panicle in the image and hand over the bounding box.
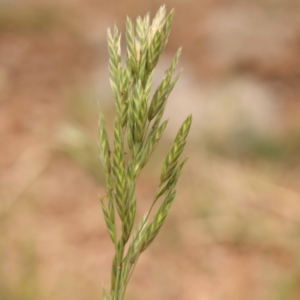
[98,5,192,300]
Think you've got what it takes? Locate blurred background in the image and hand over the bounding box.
[1,0,300,299]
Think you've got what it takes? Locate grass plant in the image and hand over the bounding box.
[98,6,192,300]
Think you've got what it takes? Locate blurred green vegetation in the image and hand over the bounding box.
[56,124,104,184]
[202,129,300,164]
[55,89,109,184]
[0,4,63,32]
[0,237,40,300]
[271,269,300,300]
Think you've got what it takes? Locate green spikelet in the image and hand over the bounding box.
[160,114,192,183]
[159,8,174,52]
[107,28,121,107]
[126,17,138,73]
[150,101,167,133]
[122,199,136,243]
[100,197,116,245]
[132,80,147,142]
[166,156,189,190]
[126,213,149,262]
[140,212,167,252]
[98,114,111,176]
[147,6,168,71]
[140,190,177,252]
[119,64,131,127]
[140,120,168,168]
[154,156,188,201]
[112,118,128,221]
[144,71,153,100]
[136,16,149,80]
[148,49,181,120]
[160,189,177,212]
[147,7,174,72]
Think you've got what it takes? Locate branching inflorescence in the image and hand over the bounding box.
[98,5,192,300]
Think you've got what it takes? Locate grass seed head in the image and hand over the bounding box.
[99,6,192,300]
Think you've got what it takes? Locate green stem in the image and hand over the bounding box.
[114,243,125,300]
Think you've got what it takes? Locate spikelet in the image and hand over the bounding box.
[140,120,169,168]
[100,198,116,244]
[107,27,121,108]
[98,115,111,175]
[122,199,136,243]
[147,7,174,71]
[112,118,128,221]
[148,48,181,120]
[140,190,177,252]
[160,115,192,183]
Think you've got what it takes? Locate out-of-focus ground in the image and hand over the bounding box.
[1,0,300,299]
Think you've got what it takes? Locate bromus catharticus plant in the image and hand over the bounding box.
[98,5,192,300]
